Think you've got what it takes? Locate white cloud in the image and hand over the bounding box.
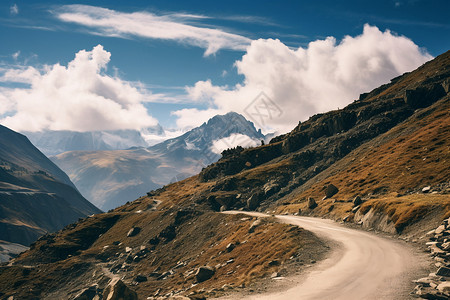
[210,133,260,154]
[0,45,158,132]
[171,108,221,130]
[10,4,19,16]
[12,51,20,60]
[54,5,251,56]
[181,24,432,133]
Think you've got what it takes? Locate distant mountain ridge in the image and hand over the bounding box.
[0,125,101,258]
[24,124,166,156]
[52,112,265,211]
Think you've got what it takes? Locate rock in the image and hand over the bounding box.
[353,195,362,206]
[73,284,99,300]
[247,194,260,210]
[135,274,147,283]
[125,247,132,253]
[436,225,446,235]
[437,281,450,294]
[248,219,262,233]
[352,205,360,213]
[436,266,450,277]
[308,197,317,209]
[102,278,138,300]
[220,205,227,212]
[268,260,280,266]
[195,266,215,283]
[127,227,141,237]
[226,242,236,252]
[324,184,339,198]
[422,186,432,193]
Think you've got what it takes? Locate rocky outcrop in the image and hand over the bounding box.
[103,278,138,300]
[413,218,450,299]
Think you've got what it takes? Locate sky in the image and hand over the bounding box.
[0,0,449,135]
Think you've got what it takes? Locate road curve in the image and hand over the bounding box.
[223,212,428,300]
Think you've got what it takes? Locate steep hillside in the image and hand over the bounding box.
[1,51,449,299]
[53,112,264,211]
[0,125,101,254]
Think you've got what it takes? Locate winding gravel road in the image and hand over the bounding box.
[223,212,429,300]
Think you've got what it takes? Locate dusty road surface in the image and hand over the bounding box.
[222,212,429,300]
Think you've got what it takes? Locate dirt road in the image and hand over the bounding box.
[222,212,429,300]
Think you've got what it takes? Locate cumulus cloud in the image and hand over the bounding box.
[0,45,158,132]
[54,5,251,56]
[210,133,260,154]
[171,108,221,130]
[177,24,432,133]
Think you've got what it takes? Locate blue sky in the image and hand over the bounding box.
[0,0,449,133]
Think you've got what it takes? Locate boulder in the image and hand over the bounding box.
[436,266,450,277]
[353,195,362,206]
[226,242,236,252]
[247,194,260,210]
[324,184,339,198]
[437,281,450,294]
[308,197,317,209]
[135,274,147,283]
[127,227,141,237]
[422,186,432,193]
[73,284,99,300]
[102,278,138,300]
[195,266,215,283]
[248,219,262,233]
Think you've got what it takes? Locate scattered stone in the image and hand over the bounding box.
[195,266,215,283]
[353,195,362,206]
[422,186,432,193]
[127,227,141,237]
[103,278,138,300]
[226,242,236,252]
[308,197,317,209]
[324,184,339,198]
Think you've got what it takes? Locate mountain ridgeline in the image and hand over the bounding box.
[0,125,101,252]
[52,112,265,211]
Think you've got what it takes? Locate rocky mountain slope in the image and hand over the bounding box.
[0,125,101,258]
[0,51,449,299]
[52,112,264,211]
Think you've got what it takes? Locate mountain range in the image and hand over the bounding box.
[0,51,449,299]
[52,112,265,211]
[23,124,166,156]
[0,125,101,261]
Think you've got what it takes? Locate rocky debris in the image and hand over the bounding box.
[195,266,215,283]
[413,218,450,299]
[102,278,138,300]
[127,227,141,237]
[308,197,317,209]
[324,184,339,199]
[353,195,362,206]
